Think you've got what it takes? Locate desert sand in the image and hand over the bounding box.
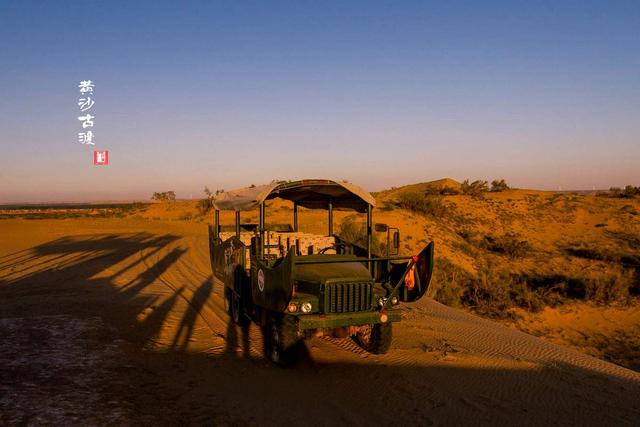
[1,216,639,425]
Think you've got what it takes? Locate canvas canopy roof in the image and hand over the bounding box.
[213,179,376,213]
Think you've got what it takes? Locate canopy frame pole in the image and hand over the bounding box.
[328,199,333,236]
[259,202,265,258]
[366,203,372,272]
[293,202,298,232]
[235,211,240,238]
[213,209,220,242]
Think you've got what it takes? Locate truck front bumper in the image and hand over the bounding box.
[297,310,401,330]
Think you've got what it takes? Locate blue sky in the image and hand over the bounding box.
[1,1,639,202]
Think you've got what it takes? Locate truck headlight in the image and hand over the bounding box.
[380,312,389,323]
[300,302,312,313]
[377,296,386,307]
[287,303,298,313]
[390,296,399,305]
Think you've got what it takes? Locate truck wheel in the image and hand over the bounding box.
[231,291,250,326]
[266,315,299,367]
[352,322,392,354]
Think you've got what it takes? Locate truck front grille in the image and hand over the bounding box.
[325,282,373,313]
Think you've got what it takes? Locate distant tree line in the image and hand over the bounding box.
[603,185,640,198]
[461,179,510,195]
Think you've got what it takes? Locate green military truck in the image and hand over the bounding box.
[208,179,434,366]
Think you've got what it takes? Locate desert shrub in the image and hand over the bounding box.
[451,239,477,258]
[621,205,638,216]
[431,259,636,320]
[564,236,640,269]
[490,179,509,192]
[461,179,489,196]
[464,266,503,316]
[198,187,225,216]
[338,217,384,255]
[197,198,213,215]
[606,230,640,251]
[457,228,482,244]
[609,187,622,197]
[430,258,546,316]
[481,233,531,258]
[425,186,460,196]
[564,246,609,261]
[587,328,640,372]
[630,270,640,296]
[396,192,455,218]
[461,263,545,318]
[623,185,640,198]
[430,258,470,308]
[379,201,395,212]
[582,268,634,304]
[520,266,634,305]
[606,185,639,198]
[151,191,176,202]
[441,186,460,195]
[431,261,634,318]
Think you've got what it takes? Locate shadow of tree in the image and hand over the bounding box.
[0,232,639,426]
[0,233,185,347]
[171,278,213,351]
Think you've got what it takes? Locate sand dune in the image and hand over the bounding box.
[1,217,638,425]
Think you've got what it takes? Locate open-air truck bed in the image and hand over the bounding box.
[208,179,434,366]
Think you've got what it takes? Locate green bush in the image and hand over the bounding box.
[396,192,455,218]
[198,186,225,216]
[461,179,489,196]
[481,233,531,258]
[197,198,213,215]
[430,258,469,308]
[582,268,634,304]
[430,258,634,318]
[490,179,509,192]
[431,258,545,317]
[427,236,637,318]
[623,185,640,198]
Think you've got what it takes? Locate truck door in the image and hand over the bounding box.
[390,242,434,302]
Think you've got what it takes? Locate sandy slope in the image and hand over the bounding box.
[1,218,639,426]
[511,304,640,371]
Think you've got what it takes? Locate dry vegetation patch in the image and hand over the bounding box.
[384,181,640,345]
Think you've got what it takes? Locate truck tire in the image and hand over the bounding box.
[352,322,392,354]
[231,291,250,326]
[265,315,299,367]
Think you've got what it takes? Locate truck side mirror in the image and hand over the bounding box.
[393,231,400,250]
[375,223,388,232]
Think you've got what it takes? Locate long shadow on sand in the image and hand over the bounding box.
[0,233,639,426]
